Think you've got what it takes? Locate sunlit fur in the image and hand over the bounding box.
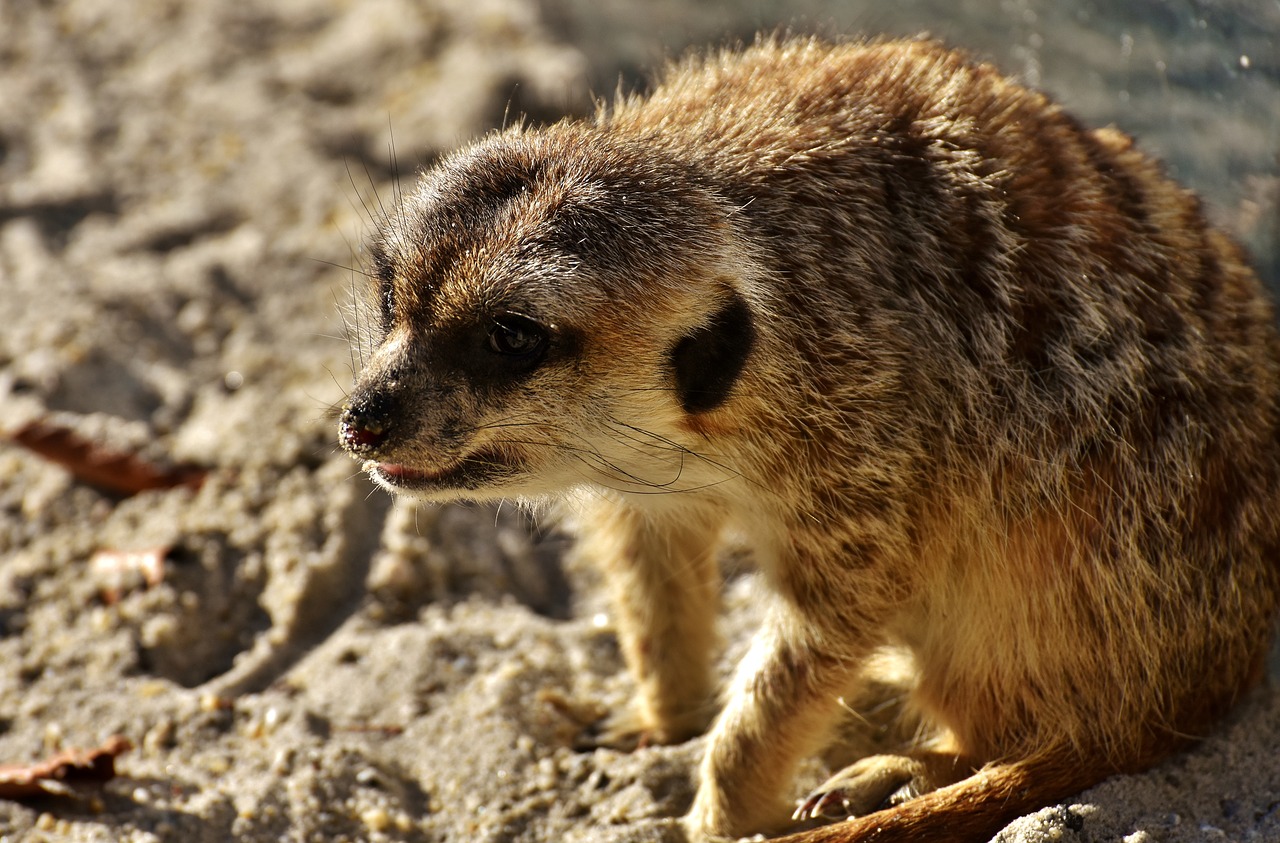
[343,37,1280,843]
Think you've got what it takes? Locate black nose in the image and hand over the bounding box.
[339,390,396,456]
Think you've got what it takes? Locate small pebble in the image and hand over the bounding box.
[361,807,391,832]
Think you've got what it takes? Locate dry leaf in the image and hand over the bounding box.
[0,736,132,800]
[7,418,206,496]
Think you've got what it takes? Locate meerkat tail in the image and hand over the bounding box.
[773,753,1109,843]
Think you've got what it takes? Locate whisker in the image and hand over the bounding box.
[606,418,753,487]
[615,386,682,394]
[480,432,666,488]
[324,186,374,374]
[344,158,383,230]
[350,270,372,370]
[489,432,703,492]
[311,332,355,344]
[314,258,374,279]
[437,405,754,494]
[463,419,549,433]
[387,117,408,241]
[454,407,604,438]
[333,285,361,376]
[311,438,341,466]
[321,365,351,401]
[364,156,392,230]
[597,478,740,495]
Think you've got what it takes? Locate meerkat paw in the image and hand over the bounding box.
[678,819,734,843]
[793,754,941,822]
[575,704,711,751]
[575,706,653,751]
[684,771,797,842]
[681,805,764,843]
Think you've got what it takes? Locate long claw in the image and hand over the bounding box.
[793,788,852,822]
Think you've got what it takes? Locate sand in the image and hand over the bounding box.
[0,1,1277,841]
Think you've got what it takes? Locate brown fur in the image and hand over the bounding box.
[340,37,1280,842]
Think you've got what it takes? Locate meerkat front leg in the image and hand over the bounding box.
[686,612,864,840]
[574,497,725,746]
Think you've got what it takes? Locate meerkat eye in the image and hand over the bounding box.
[487,314,548,360]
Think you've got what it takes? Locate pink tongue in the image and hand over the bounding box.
[378,463,429,479]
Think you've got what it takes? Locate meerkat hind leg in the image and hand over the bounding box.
[794,750,975,822]
[795,647,966,821]
[818,645,931,770]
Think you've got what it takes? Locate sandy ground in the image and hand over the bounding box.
[0,1,1278,841]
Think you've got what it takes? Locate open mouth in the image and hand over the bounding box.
[365,447,515,492]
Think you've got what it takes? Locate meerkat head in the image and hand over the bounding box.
[339,126,761,504]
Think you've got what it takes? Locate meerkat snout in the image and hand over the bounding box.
[338,388,398,457]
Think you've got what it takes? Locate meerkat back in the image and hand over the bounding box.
[341,38,1280,843]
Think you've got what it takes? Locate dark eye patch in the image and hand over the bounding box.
[433,312,563,396]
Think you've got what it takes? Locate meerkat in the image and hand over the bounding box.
[338,37,1280,843]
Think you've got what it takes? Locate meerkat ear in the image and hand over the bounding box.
[670,292,756,414]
